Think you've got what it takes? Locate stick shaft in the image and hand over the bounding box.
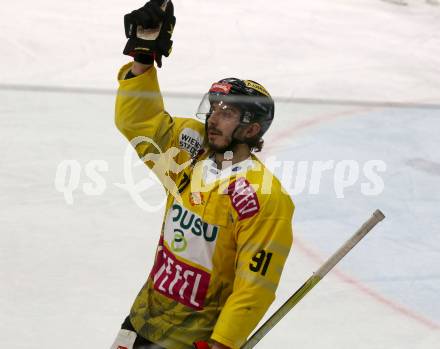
[316,209,385,278]
[241,210,385,349]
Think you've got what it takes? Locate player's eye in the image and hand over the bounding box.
[208,100,240,121]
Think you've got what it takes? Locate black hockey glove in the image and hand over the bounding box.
[123,0,176,67]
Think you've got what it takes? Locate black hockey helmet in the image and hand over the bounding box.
[196,77,275,137]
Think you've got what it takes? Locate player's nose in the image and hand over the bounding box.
[207,111,219,125]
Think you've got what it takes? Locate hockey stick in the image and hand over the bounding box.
[241,209,386,349]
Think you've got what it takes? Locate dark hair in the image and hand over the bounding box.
[246,136,264,152]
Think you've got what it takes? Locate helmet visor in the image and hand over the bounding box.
[195,93,211,120]
[195,93,242,121]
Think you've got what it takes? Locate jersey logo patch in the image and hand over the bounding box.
[227,177,260,220]
[163,201,219,269]
[151,238,210,310]
[179,128,203,157]
[189,191,205,206]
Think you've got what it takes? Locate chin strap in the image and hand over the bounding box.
[223,125,247,152]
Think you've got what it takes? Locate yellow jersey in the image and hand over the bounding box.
[115,63,294,349]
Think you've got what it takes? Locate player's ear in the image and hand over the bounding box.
[245,123,262,138]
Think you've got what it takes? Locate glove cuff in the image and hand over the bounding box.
[134,53,154,65]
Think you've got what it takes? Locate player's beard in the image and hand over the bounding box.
[206,127,234,153]
[208,137,234,153]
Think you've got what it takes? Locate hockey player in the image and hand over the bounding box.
[111,1,294,349]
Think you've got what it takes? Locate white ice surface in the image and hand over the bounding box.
[1,1,440,348]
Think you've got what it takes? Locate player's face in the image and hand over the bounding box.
[206,101,241,151]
